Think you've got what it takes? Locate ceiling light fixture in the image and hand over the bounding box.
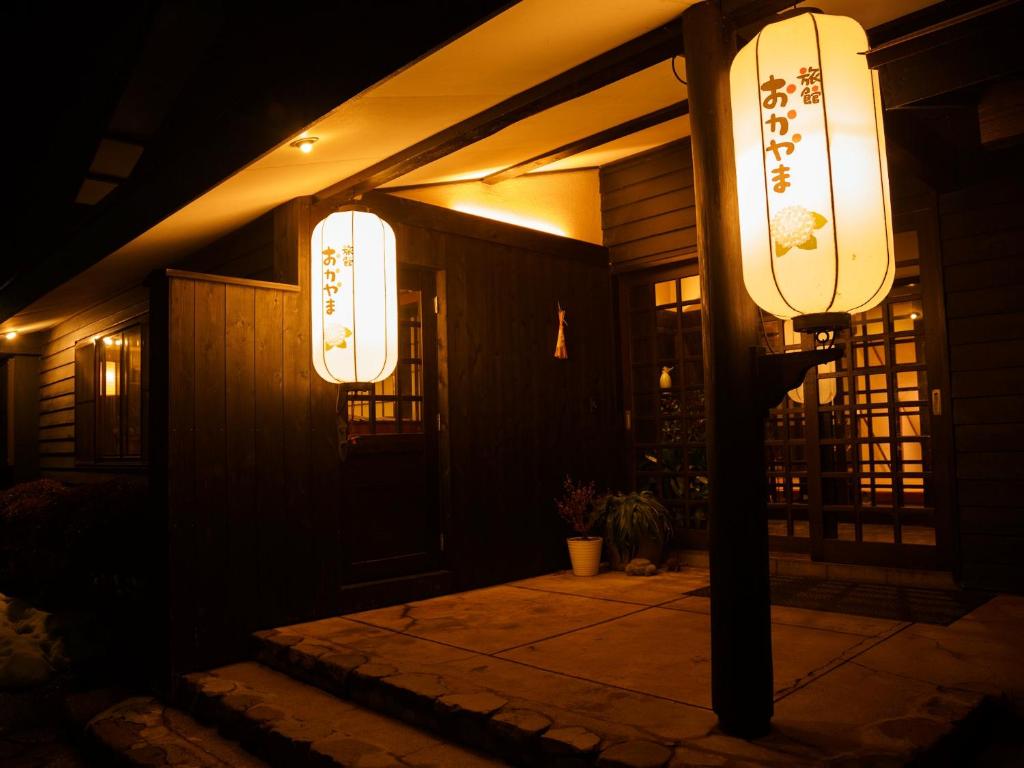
[4,331,16,340]
[290,136,319,154]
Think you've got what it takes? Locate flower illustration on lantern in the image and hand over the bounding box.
[770,205,827,257]
[324,327,353,351]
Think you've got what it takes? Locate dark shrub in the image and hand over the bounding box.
[0,477,158,614]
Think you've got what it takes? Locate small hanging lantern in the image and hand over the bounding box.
[730,11,894,333]
[554,303,568,359]
[311,209,398,384]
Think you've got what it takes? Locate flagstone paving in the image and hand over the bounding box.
[96,567,1021,766]
[246,567,1024,766]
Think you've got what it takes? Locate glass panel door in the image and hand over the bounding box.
[620,262,707,546]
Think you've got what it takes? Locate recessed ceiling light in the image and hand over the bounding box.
[290,136,319,154]
[4,331,16,340]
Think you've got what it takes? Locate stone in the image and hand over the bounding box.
[197,676,237,696]
[597,740,673,768]
[541,726,601,756]
[245,704,285,723]
[126,744,170,766]
[490,708,552,740]
[311,736,389,765]
[220,692,262,713]
[436,692,508,718]
[625,559,658,577]
[270,632,303,647]
[383,672,449,701]
[353,662,398,679]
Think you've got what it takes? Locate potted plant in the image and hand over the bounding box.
[593,491,673,570]
[555,477,601,576]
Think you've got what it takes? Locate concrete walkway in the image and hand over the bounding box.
[260,567,1024,766]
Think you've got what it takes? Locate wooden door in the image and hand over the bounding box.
[341,266,442,581]
[765,211,955,569]
[618,262,709,549]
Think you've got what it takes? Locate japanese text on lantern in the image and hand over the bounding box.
[322,244,354,351]
[760,66,822,194]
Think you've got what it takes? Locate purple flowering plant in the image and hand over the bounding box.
[555,476,598,539]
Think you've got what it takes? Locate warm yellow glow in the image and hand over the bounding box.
[310,210,398,384]
[451,203,567,237]
[3,331,15,340]
[782,320,836,405]
[104,361,119,396]
[289,136,318,154]
[730,12,894,320]
[103,336,113,346]
[910,311,919,320]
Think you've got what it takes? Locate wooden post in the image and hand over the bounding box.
[681,0,774,737]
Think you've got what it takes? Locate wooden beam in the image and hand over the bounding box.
[722,0,800,31]
[681,1,774,738]
[873,1,1023,109]
[314,24,683,205]
[481,101,689,185]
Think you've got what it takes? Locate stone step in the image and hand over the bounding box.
[87,696,269,767]
[252,628,675,768]
[178,661,507,767]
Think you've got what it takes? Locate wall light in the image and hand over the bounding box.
[4,331,16,340]
[310,209,398,384]
[730,12,894,334]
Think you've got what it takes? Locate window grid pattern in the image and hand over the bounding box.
[627,272,708,531]
[347,289,424,435]
[764,319,810,539]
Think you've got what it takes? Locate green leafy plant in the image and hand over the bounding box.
[555,476,598,538]
[593,491,673,562]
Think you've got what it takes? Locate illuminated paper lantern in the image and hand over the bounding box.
[311,209,398,384]
[730,12,894,328]
[783,320,836,405]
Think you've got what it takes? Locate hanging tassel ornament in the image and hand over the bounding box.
[554,302,568,360]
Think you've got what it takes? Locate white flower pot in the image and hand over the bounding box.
[567,537,602,577]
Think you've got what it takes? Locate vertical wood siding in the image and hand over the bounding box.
[600,139,697,271]
[941,176,1024,592]
[156,197,617,671]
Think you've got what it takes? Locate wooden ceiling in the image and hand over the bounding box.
[3,0,951,335]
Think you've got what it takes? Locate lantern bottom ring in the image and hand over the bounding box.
[792,312,851,336]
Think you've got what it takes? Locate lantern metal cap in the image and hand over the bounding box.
[792,312,851,335]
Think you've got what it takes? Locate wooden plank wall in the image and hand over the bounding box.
[37,287,150,476]
[940,175,1024,592]
[600,138,697,271]
[33,213,277,481]
[157,196,617,671]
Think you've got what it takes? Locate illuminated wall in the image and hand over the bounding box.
[388,170,603,244]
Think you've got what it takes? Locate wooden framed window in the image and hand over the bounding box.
[75,322,146,463]
[345,274,431,436]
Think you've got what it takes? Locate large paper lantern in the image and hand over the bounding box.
[730,12,894,329]
[311,209,398,384]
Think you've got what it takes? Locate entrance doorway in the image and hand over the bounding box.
[618,261,709,549]
[766,213,954,569]
[618,215,953,569]
[341,266,443,581]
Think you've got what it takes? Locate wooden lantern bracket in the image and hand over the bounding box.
[755,345,845,414]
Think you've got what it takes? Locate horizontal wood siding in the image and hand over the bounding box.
[37,287,149,475]
[600,139,697,271]
[941,176,1024,592]
[158,197,617,671]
